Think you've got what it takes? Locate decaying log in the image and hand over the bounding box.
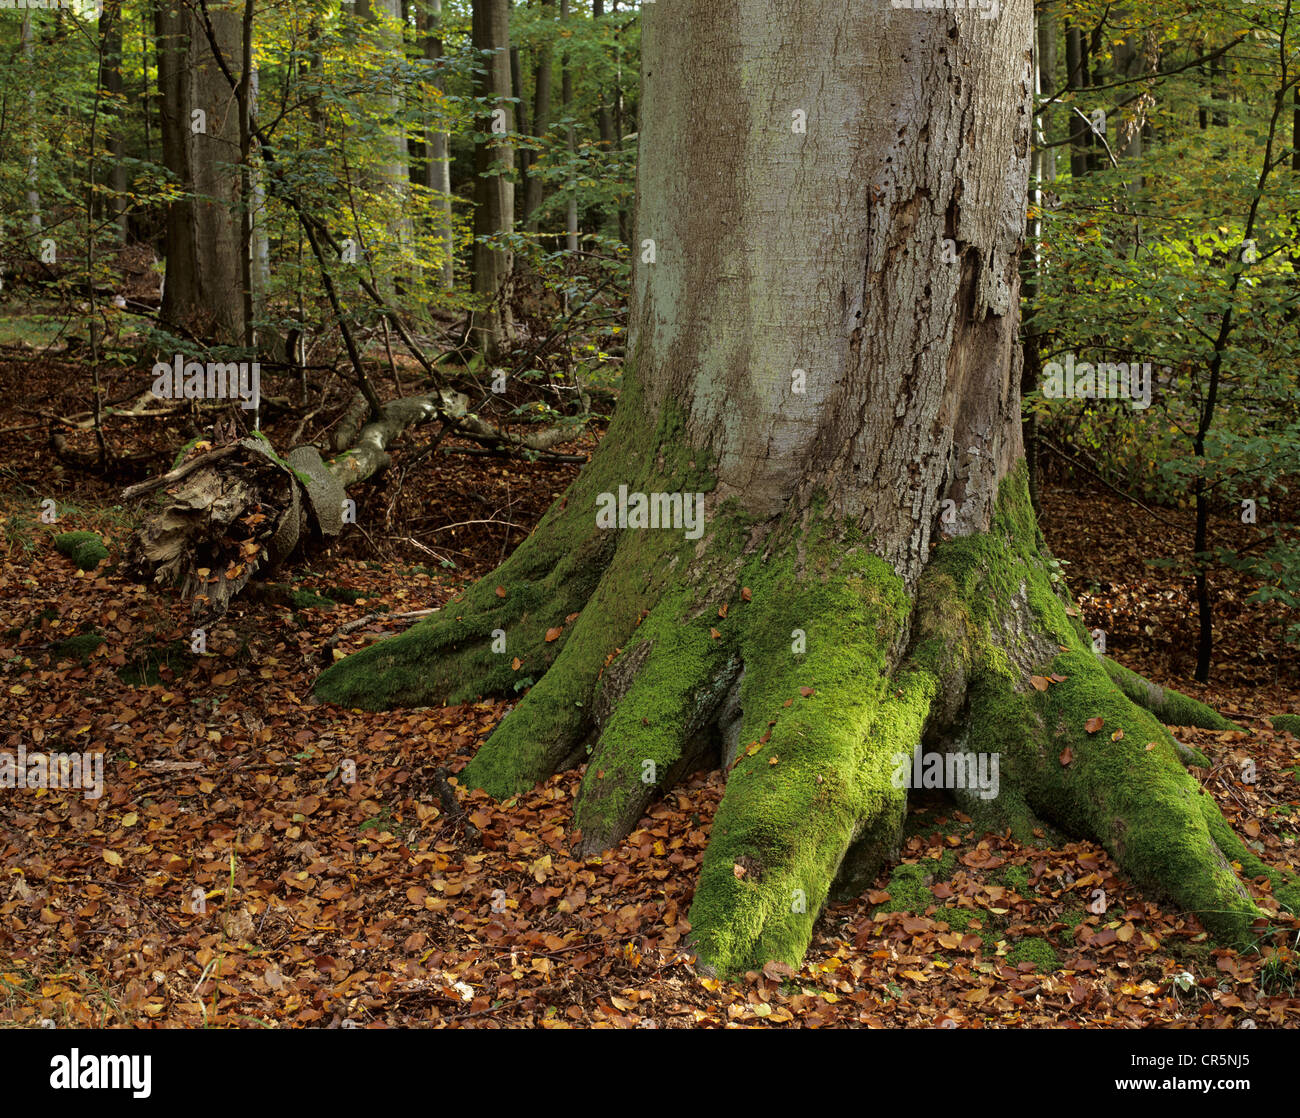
[124,388,470,618]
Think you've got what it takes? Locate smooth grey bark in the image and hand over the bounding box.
[357,0,413,286]
[249,67,270,312]
[100,0,129,244]
[21,15,41,236]
[633,0,1033,584]
[421,0,455,289]
[523,0,554,232]
[561,0,578,252]
[155,0,246,343]
[471,0,515,357]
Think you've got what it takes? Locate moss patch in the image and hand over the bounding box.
[1271,714,1300,737]
[53,632,104,665]
[1007,936,1060,973]
[116,640,193,687]
[54,531,108,570]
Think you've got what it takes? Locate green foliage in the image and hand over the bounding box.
[1026,0,1300,654]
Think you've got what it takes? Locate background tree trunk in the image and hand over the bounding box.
[421,0,455,289]
[471,0,515,357]
[155,0,246,343]
[523,0,554,232]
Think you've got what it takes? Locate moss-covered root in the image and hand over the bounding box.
[571,598,740,854]
[925,467,1300,945]
[457,542,668,798]
[313,512,615,710]
[685,550,931,976]
[1101,656,1238,730]
[977,651,1278,943]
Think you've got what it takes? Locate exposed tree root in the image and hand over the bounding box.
[315,447,1300,975]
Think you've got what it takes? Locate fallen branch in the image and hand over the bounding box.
[321,607,438,663]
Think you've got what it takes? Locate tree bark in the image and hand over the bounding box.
[314,0,1300,976]
[561,0,578,252]
[99,0,129,245]
[155,0,246,343]
[421,0,455,289]
[471,0,515,357]
[523,0,554,232]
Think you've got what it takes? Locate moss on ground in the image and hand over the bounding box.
[54,531,108,570]
[116,640,193,687]
[53,632,104,664]
[1008,936,1060,973]
[1272,714,1300,737]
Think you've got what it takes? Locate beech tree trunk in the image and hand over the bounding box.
[315,0,1300,975]
[421,0,455,289]
[155,0,246,343]
[523,0,554,232]
[471,0,514,357]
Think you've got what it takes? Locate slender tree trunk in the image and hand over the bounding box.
[317,0,1297,976]
[21,15,42,237]
[1023,0,1056,515]
[422,0,455,288]
[155,0,246,343]
[471,0,515,357]
[100,0,129,245]
[1065,22,1089,179]
[523,0,554,232]
[561,0,578,252]
[358,0,413,290]
[249,67,270,316]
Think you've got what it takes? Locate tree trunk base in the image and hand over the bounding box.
[314,405,1300,975]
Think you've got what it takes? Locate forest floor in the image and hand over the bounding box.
[1,343,1299,1028]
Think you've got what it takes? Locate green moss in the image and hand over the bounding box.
[916,467,1289,949]
[116,640,193,687]
[873,861,938,915]
[1001,864,1031,894]
[1101,656,1236,730]
[937,904,1003,950]
[1272,714,1300,737]
[54,531,108,570]
[53,631,104,664]
[291,589,336,610]
[687,519,926,974]
[1057,907,1086,944]
[1007,936,1060,973]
